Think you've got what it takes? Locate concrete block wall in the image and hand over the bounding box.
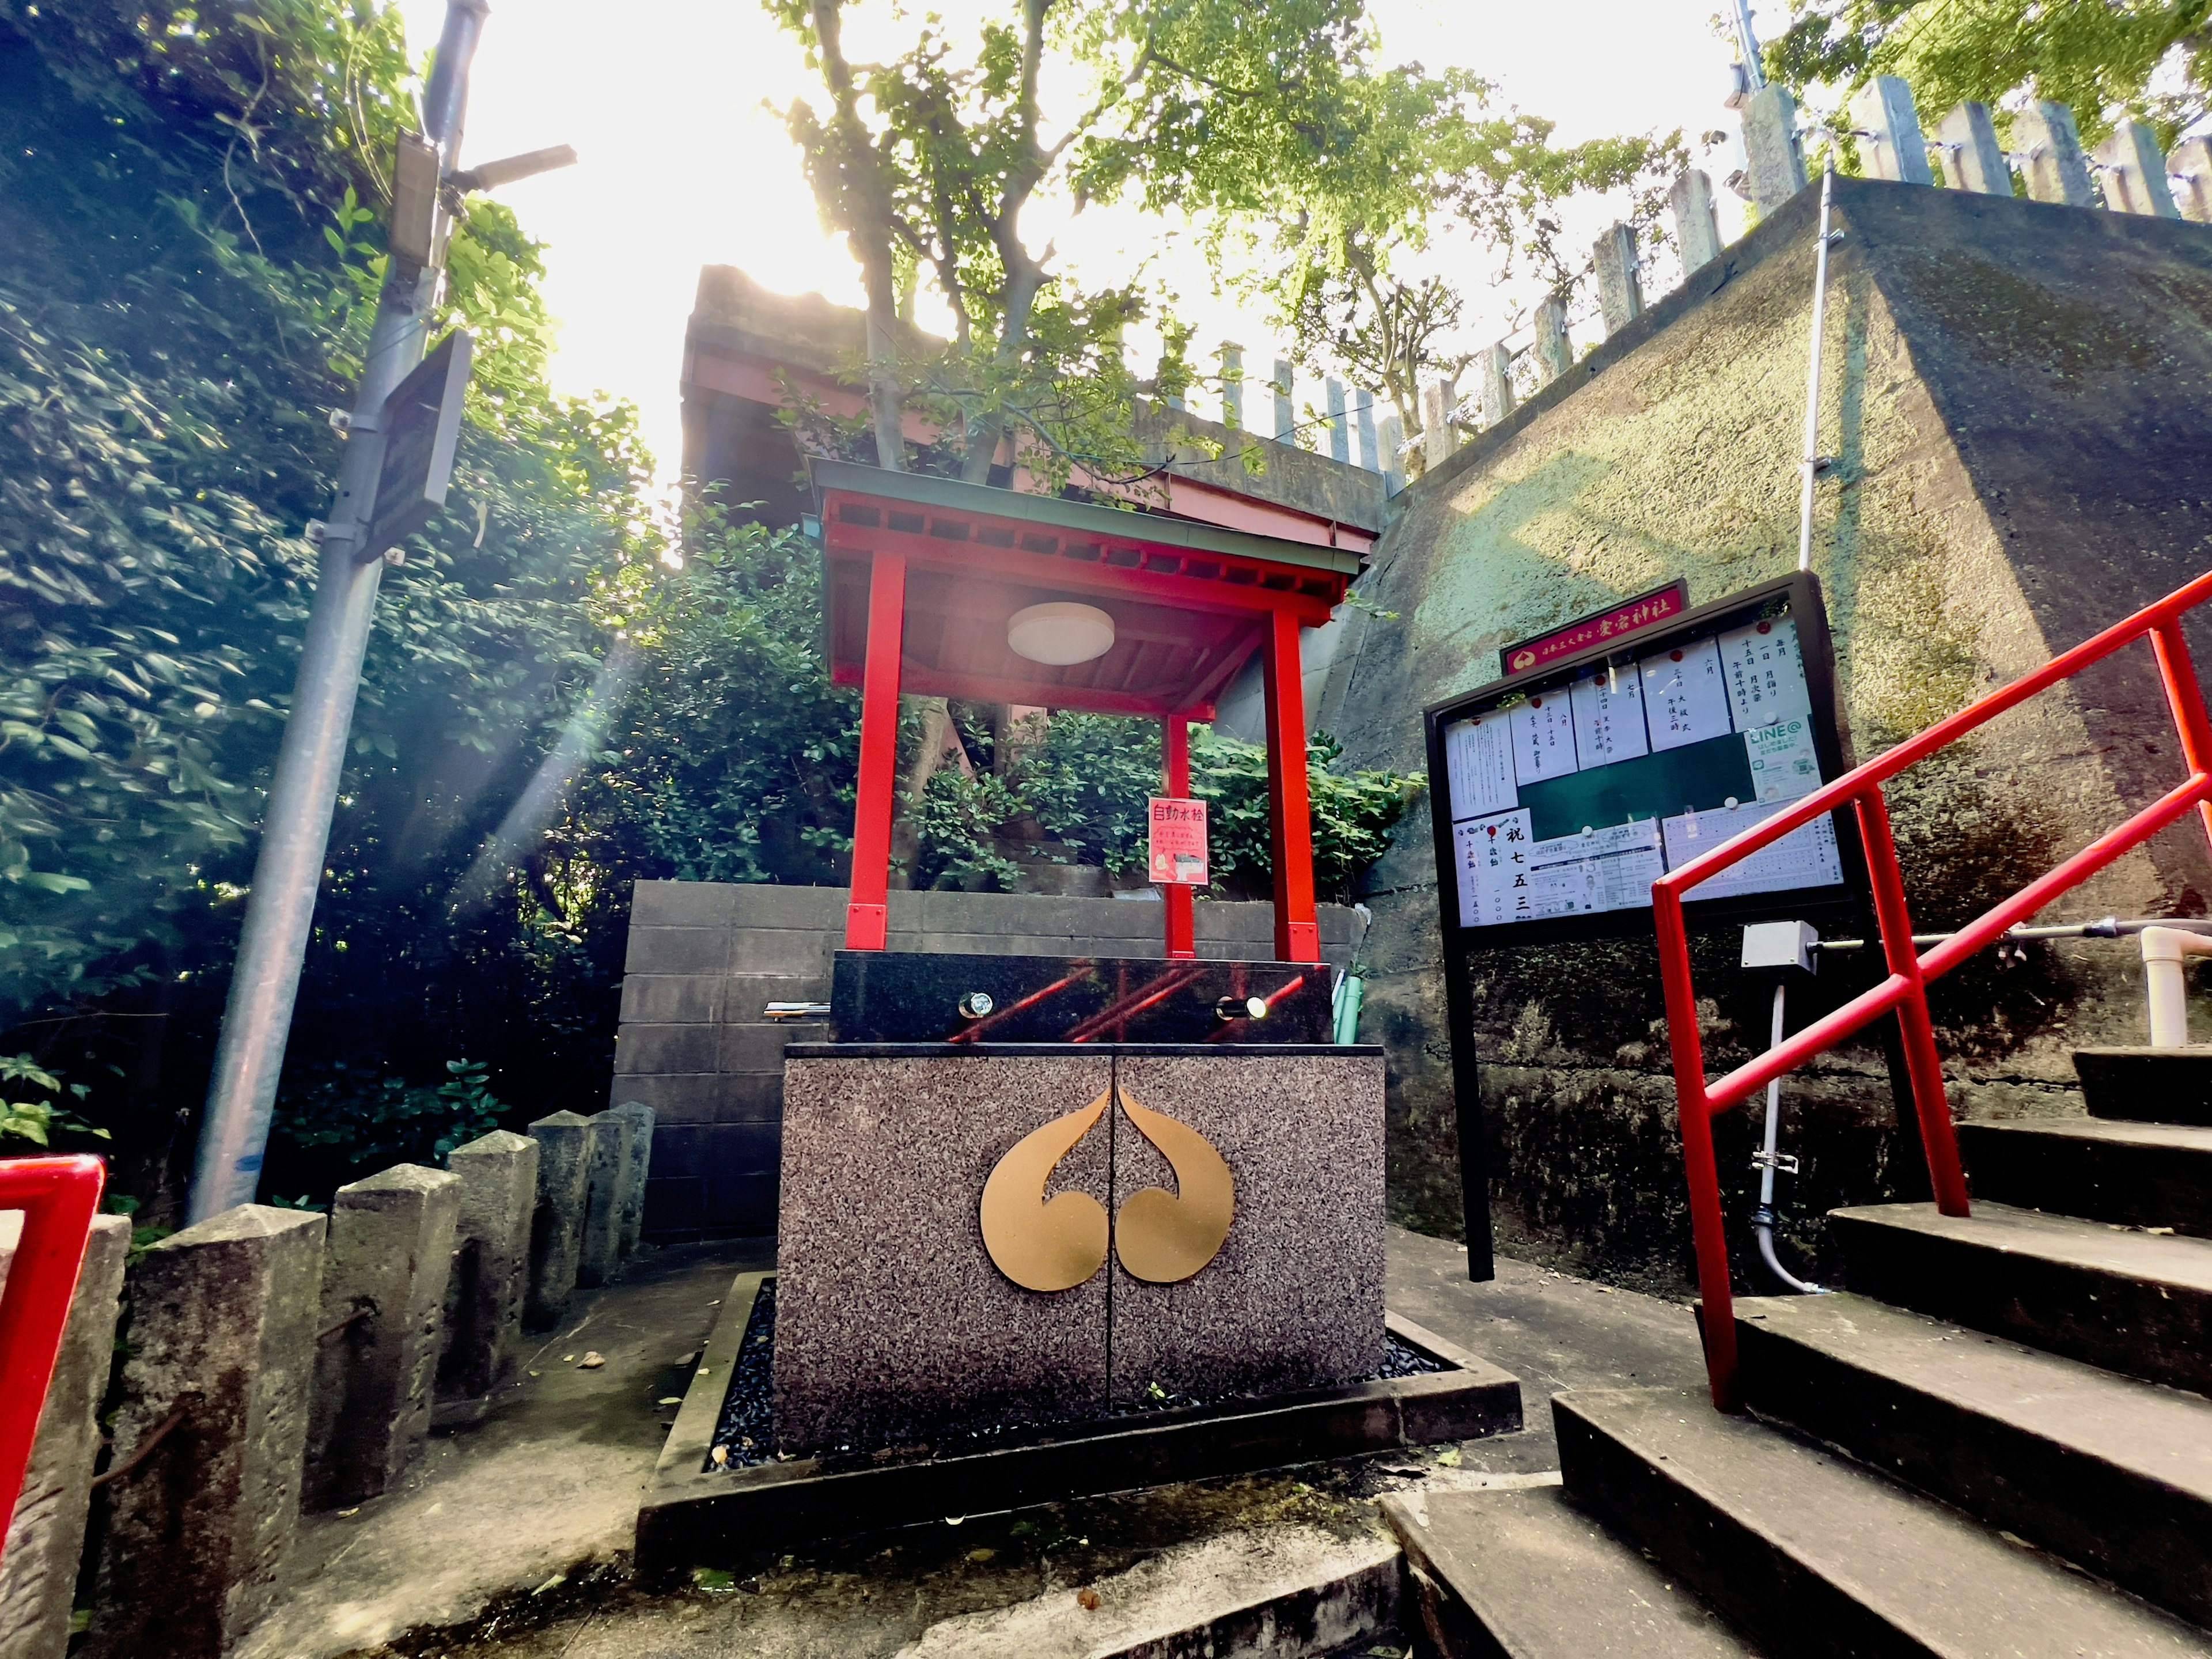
[615,882,1363,1241]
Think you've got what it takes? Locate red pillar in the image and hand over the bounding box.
[1262,605,1321,963]
[844,552,907,950]
[1162,715,1196,960]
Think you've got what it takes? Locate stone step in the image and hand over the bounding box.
[892,1523,1399,1658]
[1830,1201,2212,1395]
[1382,1482,1760,1657]
[1555,1388,2212,1659]
[1736,1291,2212,1628]
[1958,1119,2212,1237]
[2074,1048,2212,1127]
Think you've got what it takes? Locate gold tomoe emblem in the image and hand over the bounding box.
[980,1088,1235,1291]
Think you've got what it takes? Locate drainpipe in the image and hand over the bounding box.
[2140,926,2212,1046]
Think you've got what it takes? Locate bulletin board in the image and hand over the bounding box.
[1420,572,1863,1282]
[1423,571,1862,951]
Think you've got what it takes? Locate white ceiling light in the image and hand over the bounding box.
[1007,601,1116,666]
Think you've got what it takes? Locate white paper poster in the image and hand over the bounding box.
[1719,616,1813,731]
[1569,666,1650,767]
[1508,691,1580,785]
[1640,638,1731,752]
[1743,717,1822,803]
[1453,810,1537,927]
[1444,715,1518,822]
[1524,819,1666,916]
[1661,798,1844,900]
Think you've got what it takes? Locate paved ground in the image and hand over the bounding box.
[281,1228,1706,1659]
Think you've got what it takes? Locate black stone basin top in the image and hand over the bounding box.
[825,949,1340,1044]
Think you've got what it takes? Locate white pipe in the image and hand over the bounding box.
[1752,979,1824,1294]
[2139,926,2212,1046]
[1797,162,1836,575]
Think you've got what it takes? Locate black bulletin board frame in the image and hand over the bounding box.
[1421,571,1866,1280]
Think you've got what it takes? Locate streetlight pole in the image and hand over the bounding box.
[187,0,491,1222]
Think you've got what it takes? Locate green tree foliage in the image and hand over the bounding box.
[1239,67,1684,446]
[769,0,1387,490]
[0,0,653,1193]
[1766,1,2212,149]
[910,710,1423,904]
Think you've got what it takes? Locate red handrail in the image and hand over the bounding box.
[0,1155,105,1557]
[1654,568,2212,1411]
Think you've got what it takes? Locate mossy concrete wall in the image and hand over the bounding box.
[1321,177,2212,1290]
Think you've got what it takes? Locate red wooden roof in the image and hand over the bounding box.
[812,460,1363,719]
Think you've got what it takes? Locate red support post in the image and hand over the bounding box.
[0,1155,104,1551]
[1162,715,1196,960]
[2152,619,2212,859]
[1262,605,1321,963]
[1857,786,1971,1217]
[844,552,907,950]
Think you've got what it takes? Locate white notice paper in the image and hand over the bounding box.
[1509,692,1580,785]
[1454,810,1536,927]
[1661,798,1844,900]
[1743,717,1823,803]
[1445,715,1518,822]
[1719,616,1813,731]
[1569,666,1650,766]
[1524,820,1666,917]
[1640,638,1731,752]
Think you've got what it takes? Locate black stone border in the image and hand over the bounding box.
[635,1270,1522,1577]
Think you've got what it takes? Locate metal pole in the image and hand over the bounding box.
[1730,0,1766,89]
[188,0,491,1222]
[1797,160,1835,574]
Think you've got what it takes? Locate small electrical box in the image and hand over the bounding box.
[1741,919,1819,974]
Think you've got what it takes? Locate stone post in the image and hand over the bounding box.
[1740,84,1808,214]
[1420,379,1457,469]
[1850,75,1932,184]
[2171,137,2212,223]
[605,1101,656,1258]
[0,1216,127,1659]
[1272,358,1296,444]
[2096,120,2180,217]
[304,1165,460,1510]
[1325,377,1349,462]
[1935,101,2009,195]
[1218,342,1244,430]
[434,1129,539,1425]
[85,1206,325,1659]
[1354,390,1378,471]
[1377,412,1406,495]
[1592,223,1642,337]
[577,1109,634,1288]
[1471,343,1514,431]
[1669,169,1723,273]
[2014,101,2096,207]
[525,1109,591,1327]
[1533,294,1572,385]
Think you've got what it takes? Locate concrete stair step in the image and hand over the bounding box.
[1736,1291,2212,1627]
[2074,1048,2212,1127]
[1830,1200,2212,1395]
[1555,1387,2212,1659]
[1958,1119,2212,1237]
[1382,1482,1760,1658]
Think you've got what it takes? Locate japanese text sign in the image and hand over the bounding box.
[1148,797,1209,886]
[1499,579,1690,677]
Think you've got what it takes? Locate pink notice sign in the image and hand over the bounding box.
[1148,797,1209,886]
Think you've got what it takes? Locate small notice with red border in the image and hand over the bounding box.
[1148,797,1209,886]
[1500,579,1690,677]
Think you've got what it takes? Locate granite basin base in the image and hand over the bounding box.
[635,1271,1523,1578]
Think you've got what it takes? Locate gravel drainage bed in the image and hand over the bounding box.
[707,1284,1451,1469]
